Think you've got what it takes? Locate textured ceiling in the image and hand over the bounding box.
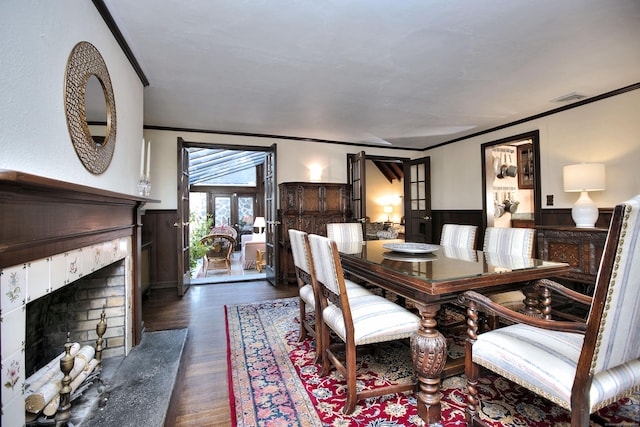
[102,0,640,149]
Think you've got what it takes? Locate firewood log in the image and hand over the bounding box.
[25,343,81,392]
[41,359,99,416]
[24,346,93,414]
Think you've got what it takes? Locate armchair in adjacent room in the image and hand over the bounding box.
[240,233,266,270]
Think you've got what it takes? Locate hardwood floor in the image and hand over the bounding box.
[142,281,299,426]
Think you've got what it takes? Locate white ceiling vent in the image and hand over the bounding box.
[551,92,588,103]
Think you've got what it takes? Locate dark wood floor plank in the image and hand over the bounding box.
[142,281,299,426]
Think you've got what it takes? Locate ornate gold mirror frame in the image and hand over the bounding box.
[64,41,117,174]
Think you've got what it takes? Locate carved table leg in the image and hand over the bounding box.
[410,303,447,426]
[522,283,543,318]
[538,285,552,319]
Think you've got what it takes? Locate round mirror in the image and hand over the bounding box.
[84,74,109,146]
[64,41,117,174]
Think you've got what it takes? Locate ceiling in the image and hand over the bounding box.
[101,0,640,150]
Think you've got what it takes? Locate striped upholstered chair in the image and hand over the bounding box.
[288,229,371,361]
[306,233,420,414]
[481,227,536,328]
[326,222,363,243]
[440,224,478,249]
[461,195,640,426]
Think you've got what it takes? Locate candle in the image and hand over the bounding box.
[145,140,151,179]
[140,138,145,177]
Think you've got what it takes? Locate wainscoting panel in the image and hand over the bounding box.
[142,209,178,288]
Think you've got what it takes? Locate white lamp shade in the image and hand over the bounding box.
[253,217,266,228]
[563,163,605,228]
[563,163,605,192]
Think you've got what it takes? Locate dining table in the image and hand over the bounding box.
[337,239,571,427]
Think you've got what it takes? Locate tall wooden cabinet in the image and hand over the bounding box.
[279,182,352,283]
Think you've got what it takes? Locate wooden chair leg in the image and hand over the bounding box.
[298,298,307,341]
[465,359,480,423]
[320,324,332,376]
[343,340,358,414]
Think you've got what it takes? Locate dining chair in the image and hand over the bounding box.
[326,222,364,243]
[288,229,371,361]
[460,195,640,426]
[440,224,478,249]
[306,233,421,414]
[482,226,536,328]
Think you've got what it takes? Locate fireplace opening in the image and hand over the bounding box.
[25,259,126,377]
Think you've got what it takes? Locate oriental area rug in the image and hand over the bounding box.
[225,298,639,427]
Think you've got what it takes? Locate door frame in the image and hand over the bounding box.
[177,140,276,286]
[347,152,412,236]
[480,130,542,231]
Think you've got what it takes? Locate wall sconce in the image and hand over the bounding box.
[253,216,266,234]
[384,205,393,222]
[309,164,322,182]
[563,163,606,228]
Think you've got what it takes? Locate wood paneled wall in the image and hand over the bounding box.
[142,210,178,288]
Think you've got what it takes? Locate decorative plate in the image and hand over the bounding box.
[382,252,437,262]
[381,242,440,254]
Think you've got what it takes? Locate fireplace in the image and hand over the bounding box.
[1,171,148,426]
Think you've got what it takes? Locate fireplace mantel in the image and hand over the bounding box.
[0,169,157,345]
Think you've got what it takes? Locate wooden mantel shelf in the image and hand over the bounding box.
[0,169,159,205]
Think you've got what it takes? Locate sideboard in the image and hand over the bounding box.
[536,226,608,294]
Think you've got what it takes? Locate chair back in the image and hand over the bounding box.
[482,227,535,257]
[200,234,234,259]
[289,229,311,274]
[307,234,346,298]
[440,224,478,249]
[584,195,640,375]
[326,223,363,243]
[210,225,238,241]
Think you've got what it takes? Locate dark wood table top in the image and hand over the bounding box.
[338,239,571,304]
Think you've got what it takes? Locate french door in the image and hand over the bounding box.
[403,156,432,243]
[264,145,278,286]
[176,137,191,296]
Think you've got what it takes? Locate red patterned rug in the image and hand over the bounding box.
[226,298,639,426]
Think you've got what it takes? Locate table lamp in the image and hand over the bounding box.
[384,205,393,222]
[563,163,605,228]
[253,216,266,234]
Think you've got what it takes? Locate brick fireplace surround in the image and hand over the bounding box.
[0,171,151,426]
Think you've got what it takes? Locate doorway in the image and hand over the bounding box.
[481,130,541,231]
[176,141,275,286]
[347,152,432,242]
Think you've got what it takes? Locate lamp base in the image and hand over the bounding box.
[571,190,599,228]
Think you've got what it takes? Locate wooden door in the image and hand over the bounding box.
[348,150,367,222]
[403,156,432,243]
[176,137,191,296]
[264,144,278,286]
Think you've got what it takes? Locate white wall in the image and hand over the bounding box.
[427,89,640,211]
[0,2,144,195]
